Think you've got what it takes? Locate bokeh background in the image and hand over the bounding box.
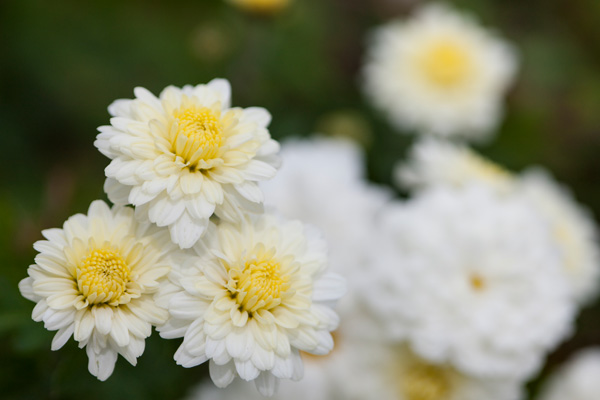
[1,0,600,398]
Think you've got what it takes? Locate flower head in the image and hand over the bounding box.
[363,4,517,139]
[365,185,575,379]
[18,200,173,380]
[157,212,345,396]
[95,79,280,249]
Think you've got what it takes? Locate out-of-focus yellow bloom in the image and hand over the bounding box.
[227,0,291,15]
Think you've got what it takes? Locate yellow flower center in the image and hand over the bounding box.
[228,253,291,313]
[77,249,130,306]
[402,362,453,400]
[172,106,224,169]
[470,274,485,291]
[420,40,472,87]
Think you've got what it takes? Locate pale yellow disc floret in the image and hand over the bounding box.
[77,248,130,306]
[419,40,473,87]
[401,361,455,400]
[172,105,224,169]
[227,245,293,313]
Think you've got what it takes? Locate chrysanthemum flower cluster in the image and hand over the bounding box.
[19,79,345,396]
[18,2,600,399]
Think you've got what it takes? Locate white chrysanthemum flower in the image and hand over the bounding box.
[518,169,600,305]
[539,348,600,400]
[18,200,173,381]
[365,186,575,379]
[95,79,280,249]
[395,138,513,193]
[157,212,345,396]
[363,3,517,139]
[395,139,600,304]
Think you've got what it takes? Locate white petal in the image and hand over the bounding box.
[148,195,185,227]
[51,325,74,351]
[209,360,236,388]
[234,181,264,204]
[92,306,113,336]
[255,372,279,397]
[169,212,207,249]
[175,345,208,368]
[207,79,232,108]
[19,277,38,302]
[235,358,260,381]
[241,107,272,128]
[87,346,119,381]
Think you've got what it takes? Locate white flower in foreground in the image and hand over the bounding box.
[395,138,513,193]
[95,79,280,249]
[18,200,173,381]
[539,348,600,400]
[363,3,517,139]
[518,169,600,305]
[365,186,575,379]
[157,212,345,396]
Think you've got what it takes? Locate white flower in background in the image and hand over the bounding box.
[538,348,600,400]
[395,139,600,304]
[395,138,513,193]
[157,212,345,396]
[363,3,517,140]
[18,200,173,381]
[518,169,600,305]
[365,185,575,379]
[95,79,280,249]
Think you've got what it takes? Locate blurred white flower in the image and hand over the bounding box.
[365,185,575,379]
[363,3,517,140]
[95,79,280,249]
[18,200,173,381]
[518,169,600,305]
[398,139,600,305]
[157,213,345,396]
[538,348,600,400]
[395,138,513,193]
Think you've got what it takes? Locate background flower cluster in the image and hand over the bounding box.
[2,0,600,399]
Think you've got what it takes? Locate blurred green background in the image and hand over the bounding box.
[1,0,599,398]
